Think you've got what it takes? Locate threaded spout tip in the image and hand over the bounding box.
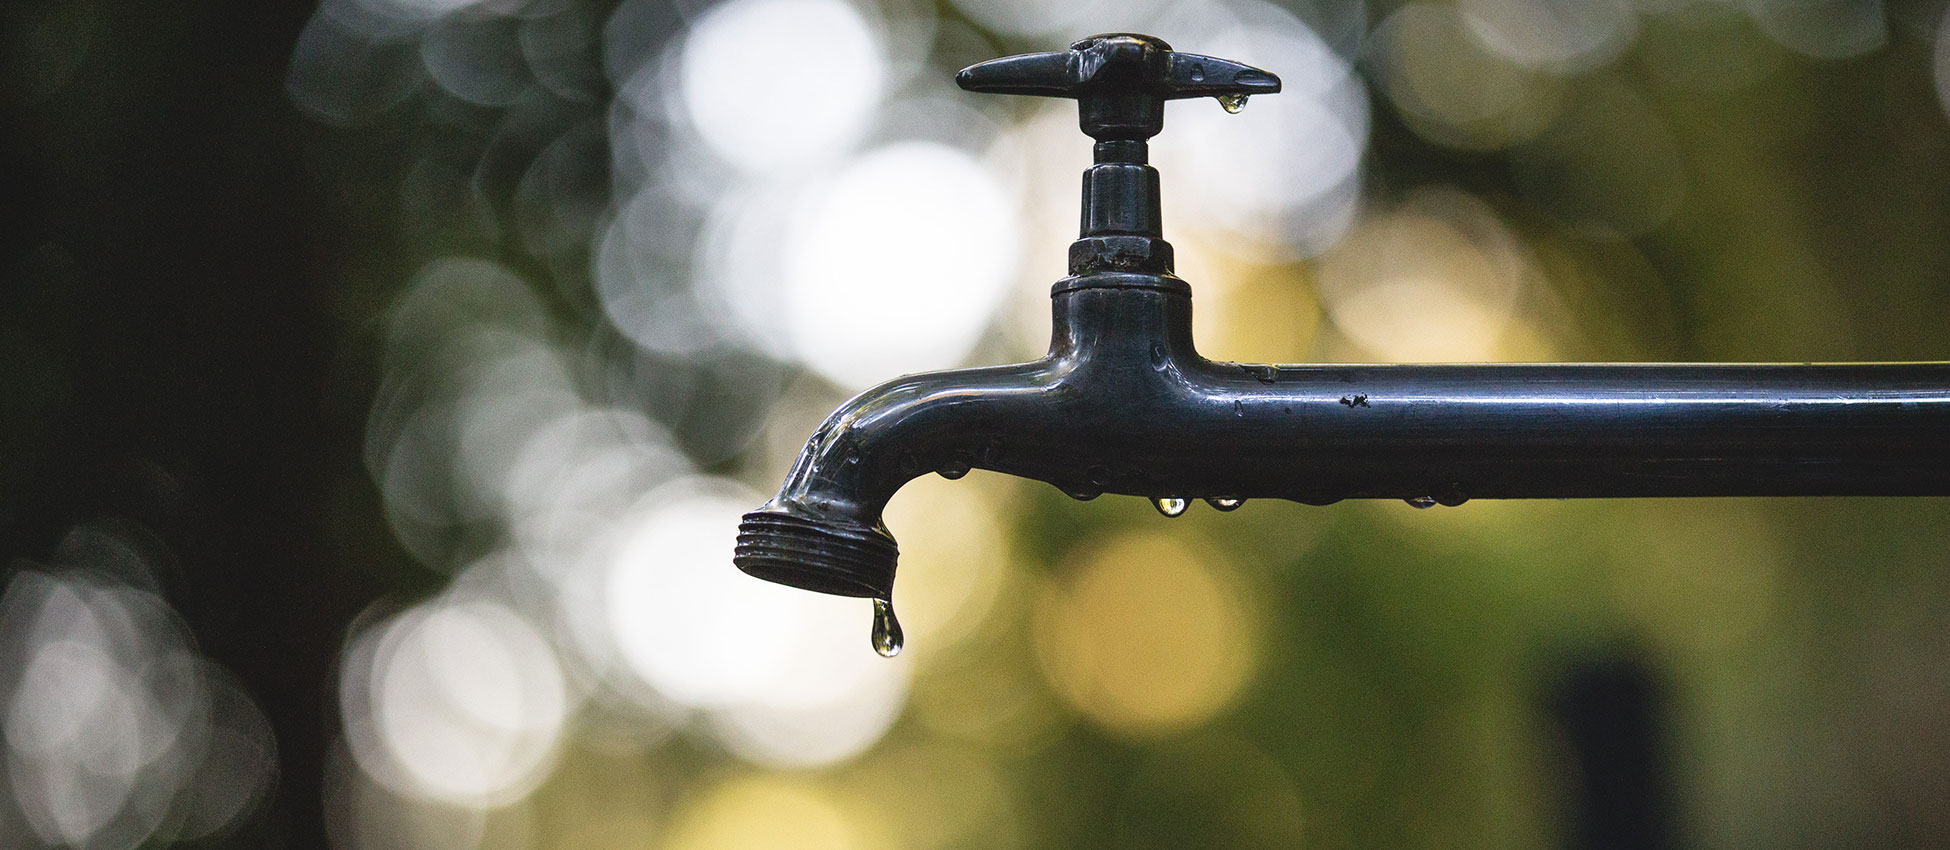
[734,509,898,599]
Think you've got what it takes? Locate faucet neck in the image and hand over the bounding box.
[1067,140,1175,279]
[1082,141,1160,237]
[1049,284,1197,365]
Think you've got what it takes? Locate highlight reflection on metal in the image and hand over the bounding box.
[735,33,1950,604]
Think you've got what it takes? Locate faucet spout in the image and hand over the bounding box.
[734,358,1063,599]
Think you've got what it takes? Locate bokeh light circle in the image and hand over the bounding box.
[781,141,1019,390]
[1935,6,1950,120]
[1316,188,1537,362]
[1746,0,1887,60]
[603,476,911,767]
[1035,531,1256,737]
[678,0,886,173]
[1458,0,1637,75]
[360,600,570,807]
[1,568,275,850]
[665,776,873,850]
[1371,2,1563,151]
[1156,6,1368,260]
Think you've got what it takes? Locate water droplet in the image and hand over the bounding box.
[1067,489,1101,501]
[1153,497,1189,517]
[871,598,903,658]
[937,460,970,480]
[1405,496,1437,509]
[1206,497,1245,512]
[1217,93,1249,113]
[1190,63,1205,82]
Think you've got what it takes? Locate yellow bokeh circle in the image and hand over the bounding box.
[664,776,876,850]
[1034,530,1256,738]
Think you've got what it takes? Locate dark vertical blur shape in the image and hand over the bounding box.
[0,0,377,846]
[1551,656,1678,850]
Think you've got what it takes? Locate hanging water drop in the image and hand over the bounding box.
[1206,497,1245,512]
[1154,497,1190,517]
[871,598,903,657]
[1217,93,1249,113]
[1405,496,1437,509]
[937,459,970,480]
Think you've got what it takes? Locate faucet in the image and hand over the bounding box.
[734,34,1950,653]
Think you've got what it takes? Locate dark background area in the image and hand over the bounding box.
[3,0,376,843]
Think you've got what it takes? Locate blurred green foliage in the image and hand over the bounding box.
[10,0,1950,847]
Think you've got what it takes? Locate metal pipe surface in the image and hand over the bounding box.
[736,286,1950,601]
[735,34,1950,606]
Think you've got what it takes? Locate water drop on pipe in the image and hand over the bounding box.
[1206,497,1245,512]
[1217,93,1248,113]
[1154,497,1189,517]
[871,598,903,657]
[937,460,970,480]
[1405,496,1437,509]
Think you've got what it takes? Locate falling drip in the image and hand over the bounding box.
[871,598,903,658]
[1405,496,1437,509]
[1154,497,1190,517]
[1206,497,1245,512]
[1217,93,1249,113]
[937,460,970,480]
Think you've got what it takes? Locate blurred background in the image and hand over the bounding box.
[5,0,1950,847]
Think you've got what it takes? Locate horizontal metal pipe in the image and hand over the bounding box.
[737,286,1950,600]
[1131,361,1950,501]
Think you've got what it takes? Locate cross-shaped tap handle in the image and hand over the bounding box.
[956,33,1281,141]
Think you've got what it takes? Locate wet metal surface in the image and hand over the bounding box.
[735,34,1950,604]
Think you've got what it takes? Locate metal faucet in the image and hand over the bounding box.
[734,34,1950,649]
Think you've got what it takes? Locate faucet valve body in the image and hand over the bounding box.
[959,34,1279,282]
